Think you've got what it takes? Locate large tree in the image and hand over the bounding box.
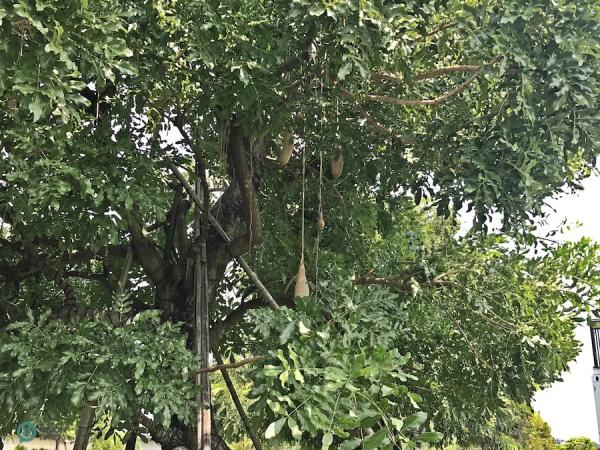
[2,0,600,449]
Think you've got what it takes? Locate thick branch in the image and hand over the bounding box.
[127,215,168,287]
[164,185,183,260]
[139,414,185,448]
[363,71,482,107]
[167,162,279,310]
[415,20,457,42]
[210,297,264,344]
[340,89,416,144]
[354,273,411,292]
[371,64,483,84]
[226,125,263,256]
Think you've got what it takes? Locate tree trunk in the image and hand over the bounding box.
[73,403,96,450]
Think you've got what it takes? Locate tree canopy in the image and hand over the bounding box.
[558,437,598,450]
[2,0,600,449]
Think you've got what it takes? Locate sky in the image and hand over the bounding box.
[531,174,600,442]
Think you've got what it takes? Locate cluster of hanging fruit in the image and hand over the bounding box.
[278,130,345,298]
[294,260,310,298]
[279,133,345,174]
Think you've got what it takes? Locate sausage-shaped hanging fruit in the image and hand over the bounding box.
[317,211,325,231]
[279,131,294,166]
[294,261,310,298]
[331,155,344,178]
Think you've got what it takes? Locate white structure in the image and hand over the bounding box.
[1,436,161,450]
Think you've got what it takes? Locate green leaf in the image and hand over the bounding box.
[280,321,295,344]
[403,411,427,431]
[363,428,387,450]
[279,369,289,385]
[339,438,361,450]
[134,362,145,379]
[113,61,138,76]
[265,417,286,439]
[322,432,333,449]
[288,417,302,440]
[298,320,310,334]
[294,369,304,383]
[263,364,282,377]
[309,6,326,16]
[337,62,353,80]
[267,399,286,415]
[324,367,348,381]
[381,385,393,396]
[238,68,250,86]
[28,95,44,122]
[415,431,443,443]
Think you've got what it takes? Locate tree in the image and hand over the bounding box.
[2,0,600,449]
[467,403,556,450]
[559,437,597,450]
[522,412,556,450]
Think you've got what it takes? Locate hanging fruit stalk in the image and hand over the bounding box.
[317,211,325,230]
[294,261,310,298]
[331,155,344,178]
[279,131,294,166]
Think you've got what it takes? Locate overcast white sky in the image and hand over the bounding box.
[531,174,600,442]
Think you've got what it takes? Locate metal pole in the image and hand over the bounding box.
[591,321,600,444]
[166,161,279,310]
[195,166,211,450]
[593,368,600,445]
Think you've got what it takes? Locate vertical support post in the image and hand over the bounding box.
[592,368,600,445]
[591,321,600,445]
[195,163,211,450]
[73,403,96,450]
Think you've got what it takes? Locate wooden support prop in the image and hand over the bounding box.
[215,352,263,450]
[191,355,267,376]
[166,161,279,311]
